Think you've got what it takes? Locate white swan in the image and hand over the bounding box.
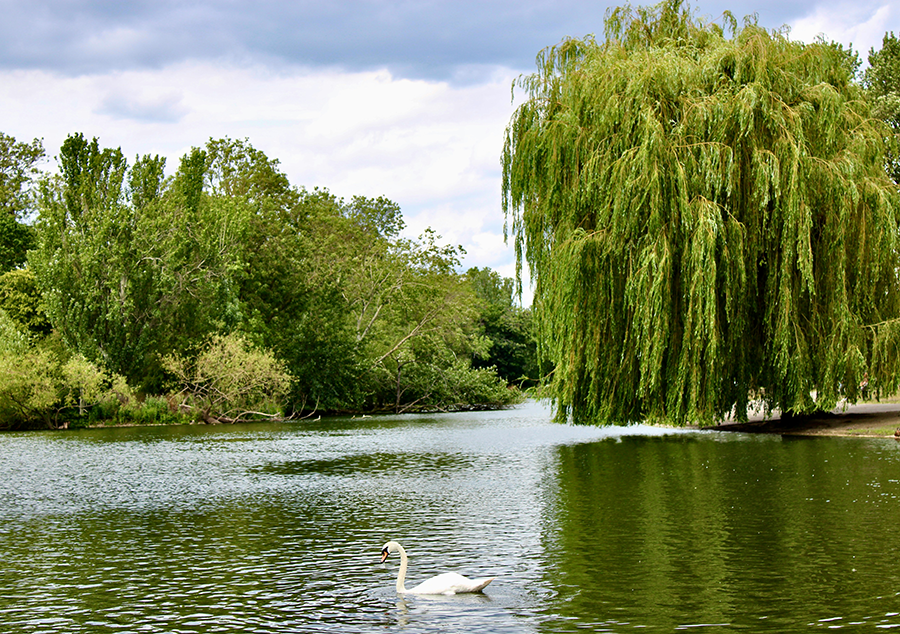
[380,541,495,595]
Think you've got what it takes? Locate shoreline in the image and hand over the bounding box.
[702,401,900,438]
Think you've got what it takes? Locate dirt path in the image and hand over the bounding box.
[704,402,900,438]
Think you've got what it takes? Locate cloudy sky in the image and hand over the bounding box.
[1,0,897,293]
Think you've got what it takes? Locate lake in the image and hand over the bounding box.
[1,400,899,633]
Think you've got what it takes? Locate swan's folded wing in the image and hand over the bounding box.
[408,572,495,595]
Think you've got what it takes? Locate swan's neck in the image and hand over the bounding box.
[395,544,408,593]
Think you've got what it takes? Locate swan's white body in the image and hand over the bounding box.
[380,541,495,595]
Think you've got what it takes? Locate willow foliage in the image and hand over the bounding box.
[502,1,900,425]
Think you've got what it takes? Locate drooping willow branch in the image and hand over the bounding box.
[502,1,900,425]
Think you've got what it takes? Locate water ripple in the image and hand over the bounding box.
[1,403,899,632]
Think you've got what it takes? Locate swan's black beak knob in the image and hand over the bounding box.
[380,548,389,563]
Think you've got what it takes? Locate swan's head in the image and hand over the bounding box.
[380,541,400,563]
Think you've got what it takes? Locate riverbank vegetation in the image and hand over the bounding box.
[503,0,900,425]
[0,135,536,430]
[8,1,900,431]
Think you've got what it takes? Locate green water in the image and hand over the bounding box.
[1,402,898,632]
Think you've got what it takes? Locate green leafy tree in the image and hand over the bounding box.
[0,132,44,220]
[266,189,362,412]
[865,32,900,130]
[502,1,900,425]
[0,268,51,336]
[30,134,134,372]
[163,333,292,423]
[349,229,512,412]
[194,140,360,412]
[864,32,900,183]
[303,192,517,412]
[467,266,539,386]
[29,135,244,387]
[0,338,120,430]
[0,133,44,271]
[0,307,29,355]
[0,212,34,272]
[0,347,57,428]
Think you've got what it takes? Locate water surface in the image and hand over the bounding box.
[1,401,899,632]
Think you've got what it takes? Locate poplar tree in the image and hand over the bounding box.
[502,1,900,425]
[30,135,238,385]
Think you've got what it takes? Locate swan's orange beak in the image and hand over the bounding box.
[380,548,389,563]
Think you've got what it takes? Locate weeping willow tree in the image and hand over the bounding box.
[502,0,900,425]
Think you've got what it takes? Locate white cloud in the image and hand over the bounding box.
[0,61,522,275]
[788,2,896,56]
[97,89,187,123]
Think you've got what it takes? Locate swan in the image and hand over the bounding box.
[380,541,495,595]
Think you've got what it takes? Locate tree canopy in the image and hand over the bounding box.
[864,31,900,183]
[467,266,540,387]
[1,132,528,428]
[29,135,237,387]
[502,0,900,425]
[0,133,43,271]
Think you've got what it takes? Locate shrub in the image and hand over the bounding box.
[163,333,292,423]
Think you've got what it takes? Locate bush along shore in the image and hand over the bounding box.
[0,329,528,431]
